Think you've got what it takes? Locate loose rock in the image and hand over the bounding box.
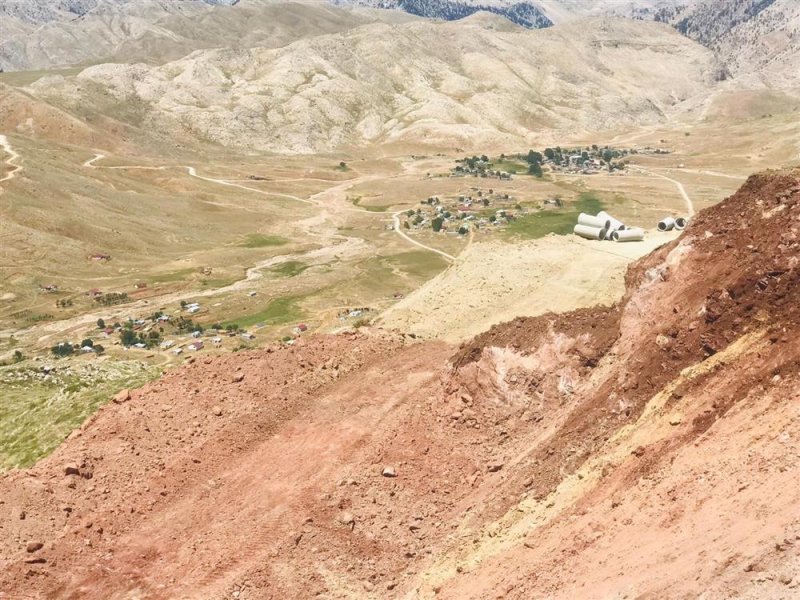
[26,542,44,553]
[113,389,131,404]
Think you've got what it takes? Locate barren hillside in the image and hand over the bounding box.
[23,16,720,154]
[1,168,798,598]
[0,0,405,72]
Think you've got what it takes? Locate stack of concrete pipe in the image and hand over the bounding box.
[573,211,644,243]
[657,216,689,231]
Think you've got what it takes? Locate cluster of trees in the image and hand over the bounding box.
[211,323,241,333]
[541,145,631,170]
[56,298,73,308]
[120,322,160,348]
[173,316,202,335]
[50,340,104,357]
[523,150,544,178]
[94,292,129,307]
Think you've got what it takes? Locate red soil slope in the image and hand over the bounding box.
[1,168,799,599]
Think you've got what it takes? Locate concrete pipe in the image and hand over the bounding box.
[657,217,676,232]
[574,224,607,240]
[674,217,688,230]
[612,228,645,242]
[597,211,625,231]
[578,213,610,229]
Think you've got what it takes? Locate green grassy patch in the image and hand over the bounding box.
[350,196,389,212]
[385,250,448,276]
[0,361,158,471]
[504,192,605,240]
[221,296,303,329]
[240,233,289,248]
[492,159,528,174]
[270,261,310,278]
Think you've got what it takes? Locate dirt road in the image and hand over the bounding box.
[634,166,695,216]
[0,134,22,183]
[85,153,453,260]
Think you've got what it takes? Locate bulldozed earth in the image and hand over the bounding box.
[1,168,799,598]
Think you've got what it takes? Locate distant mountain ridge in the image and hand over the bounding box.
[330,0,552,29]
[0,0,238,25]
[20,17,719,154]
[0,1,389,72]
[626,0,800,84]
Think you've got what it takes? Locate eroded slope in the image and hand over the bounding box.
[1,169,799,598]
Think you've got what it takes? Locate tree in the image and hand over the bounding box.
[80,338,94,348]
[431,217,444,232]
[120,329,138,347]
[51,342,74,358]
[528,162,543,178]
[526,150,543,164]
[339,161,348,169]
[97,318,105,329]
[403,221,410,230]
[457,226,468,235]
[602,149,614,163]
[544,148,555,160]
[93,344,105,354]
[489,215,497,223]
[12,350,23,363]
[180,300,187,308]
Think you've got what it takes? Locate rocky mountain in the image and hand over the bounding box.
[657,0,800,84]
[329,0,552,28]
[22,16,720,154]
[0,0,238,25]
[343,0,798,85]
[527,0,800,84]
[2,166,799,598]
[0,0,404,72]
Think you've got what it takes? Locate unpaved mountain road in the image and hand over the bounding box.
[84,153,454,261]
[0,134,22,183]
[0,152,456,348]
[634,166,695,216]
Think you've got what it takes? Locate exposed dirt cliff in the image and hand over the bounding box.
[1,168,799,598]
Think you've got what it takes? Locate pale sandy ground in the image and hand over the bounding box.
[378,231,678,342]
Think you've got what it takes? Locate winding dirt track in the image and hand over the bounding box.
[0,134,22,183]
[634,166,695,216]
[84,153,454,261]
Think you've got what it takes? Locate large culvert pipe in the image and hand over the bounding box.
[578,213,610,229]
[674,217,688,230]
[657,217,676,231]
[612,228,645,242]
[574,224,607,240]
[597,211,625,231]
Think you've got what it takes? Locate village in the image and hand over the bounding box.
[449,145,673,178]
[400,187,533,235]
[30,291,382,365]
